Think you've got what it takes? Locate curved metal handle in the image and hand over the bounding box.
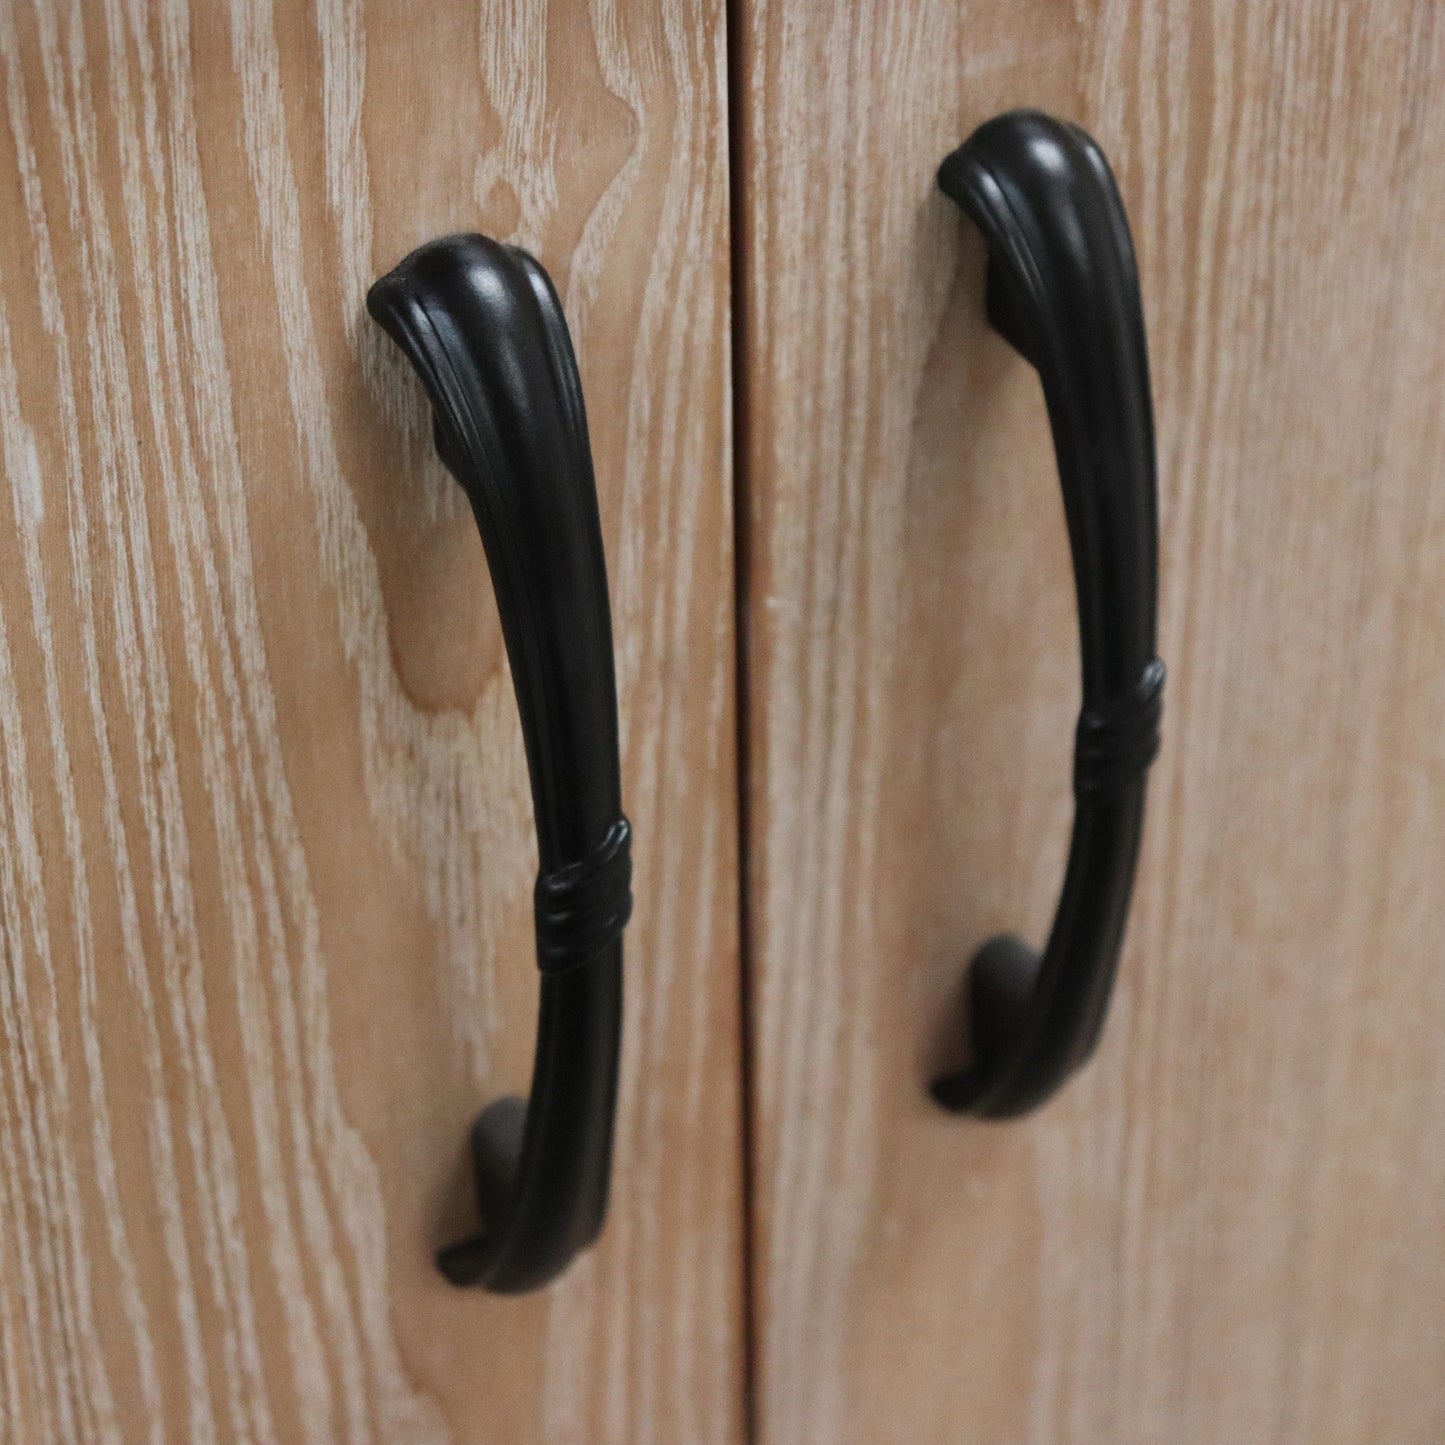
[930,111,1164,1119]
[368,235,630,1292]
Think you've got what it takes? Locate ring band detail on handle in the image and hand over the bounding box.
[1073,658,1166,801]
[535,817,634,973]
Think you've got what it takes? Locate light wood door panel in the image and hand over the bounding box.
[736,2,1445,1442]
[0,2,743,1442]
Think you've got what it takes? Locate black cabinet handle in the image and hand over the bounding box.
[369,235,630,1292]
[931,111,1164,1119]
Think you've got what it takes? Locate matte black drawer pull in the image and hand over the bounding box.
[369,235,630,1292]
[931,111,1164,1119]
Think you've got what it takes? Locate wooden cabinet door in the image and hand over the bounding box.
[0,3,743,1442]
[735,3,1445,1442]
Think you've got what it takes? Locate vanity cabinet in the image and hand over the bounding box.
[2,3,1443,1442]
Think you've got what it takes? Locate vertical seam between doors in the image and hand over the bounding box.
[724,0,760,1439]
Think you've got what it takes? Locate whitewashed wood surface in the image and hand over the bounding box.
[736,2,1445,1441]
[0,1,745,1441]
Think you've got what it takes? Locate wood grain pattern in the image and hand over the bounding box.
[0,2,743,1442]
[736,2,1445,1441]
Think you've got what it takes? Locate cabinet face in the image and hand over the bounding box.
[735,2,1445,1442]
[0,2,743,1442]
